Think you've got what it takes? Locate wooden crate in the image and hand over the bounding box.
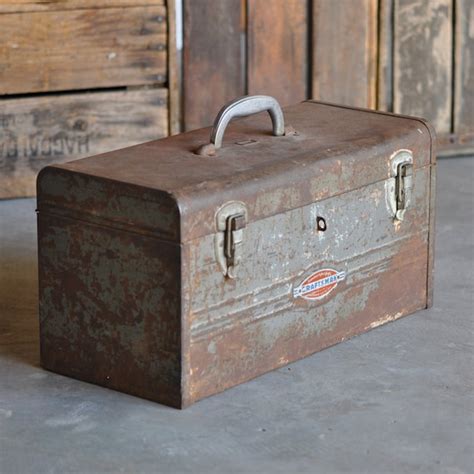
[0,0,178,198]
[0,88,168,198]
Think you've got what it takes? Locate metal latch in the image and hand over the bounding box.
[387,149,414,221]
[215,202,248,279]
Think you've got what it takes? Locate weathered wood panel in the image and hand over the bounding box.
[183,0,245,131]
[393,0,453,134]
[454,0,474,139]
[0,6,167,94]
[377,0,394,111]
[167,0,180,135]
[0,1,164,13]
[312,0,378,108]
[0,88,168,198]
[247,0,307,106]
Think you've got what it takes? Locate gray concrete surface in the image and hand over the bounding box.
[0,157,473,474]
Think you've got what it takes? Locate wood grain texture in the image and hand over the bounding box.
[454,0,474,138]
[377,0,394,111]
[312,0,378,108]
[393,0,453,134]
[183,0,245,131]
[247,0,307,106]
[437,133,474,156]
[167,0,180,135]
[0,88,168,198]
[0,6,167,94]
[0,1,164,13]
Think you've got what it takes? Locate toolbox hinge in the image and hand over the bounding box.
[215,202,248,279]
[387,150,414,221]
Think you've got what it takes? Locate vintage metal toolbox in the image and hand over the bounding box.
[37,96,436,408]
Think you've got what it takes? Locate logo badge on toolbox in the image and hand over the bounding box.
[293,268,346,301]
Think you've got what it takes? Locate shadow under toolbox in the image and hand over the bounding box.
[37,96,436,408]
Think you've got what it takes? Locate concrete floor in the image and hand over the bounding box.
[0,157,473,474]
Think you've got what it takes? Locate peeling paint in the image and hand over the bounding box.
[368,311,404,329]
[37,100,435,408]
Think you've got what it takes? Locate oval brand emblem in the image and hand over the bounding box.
[293,268,346,301]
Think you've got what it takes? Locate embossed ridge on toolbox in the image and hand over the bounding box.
[38,101,434,242]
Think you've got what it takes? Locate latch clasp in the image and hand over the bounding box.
[387,150,414,221]
[215,202,248,279]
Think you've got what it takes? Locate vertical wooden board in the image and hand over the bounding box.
[167,0,181,135]
[0,6,167,94]
[393,0,452,134]
[454,0,474,138]
[183,0,245,131]
[312,0,378,109]
[0,89,168,199]
[377,0,394,111]
[247,0,308,107]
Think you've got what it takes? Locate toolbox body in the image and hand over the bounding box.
[37,97,436,408]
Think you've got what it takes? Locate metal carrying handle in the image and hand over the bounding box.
[196,95,285,155]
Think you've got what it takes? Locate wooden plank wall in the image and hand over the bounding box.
[183,0,308,131]
[454,0,474,147]
[1,0,469,199]
[0,0,178,198]
[183,0,474,156]
[183,0,245,132]
[247,0,308,105]
[312,0,378,109]
[392,0,453,135]
[385,0,472,153]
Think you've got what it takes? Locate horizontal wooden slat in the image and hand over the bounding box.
[0,6,167,95]
[438,133,474,156]
[0,1,164,14]
[0,88,168,198]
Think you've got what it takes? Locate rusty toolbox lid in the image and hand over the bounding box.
[37,99,435,243]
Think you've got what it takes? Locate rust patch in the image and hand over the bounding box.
[37,100,435,408]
